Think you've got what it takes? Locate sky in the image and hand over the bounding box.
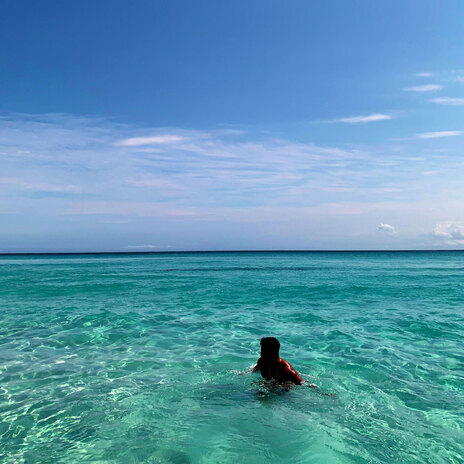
[1,0,464,251]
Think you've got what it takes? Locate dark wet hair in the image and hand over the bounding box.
[260,337,280,352]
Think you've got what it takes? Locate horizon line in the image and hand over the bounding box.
[0,249,463,256]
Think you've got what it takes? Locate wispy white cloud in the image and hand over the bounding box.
[421,170,439,176]
[0,177,82,193]
[125,176,183,191]
[66,201,198,217]
[332,114,393,124]
[403,84,443,92]
[429,97,464,106]
[117,135,186,146]
[415,72,433,77]
[0,113,458,213]
[377,223,397,235]
[416,130,463,139]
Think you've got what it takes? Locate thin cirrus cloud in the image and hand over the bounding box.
[0,112,420,218]
[0,113,374,200]
[429,97,464,106]
[332,113,393,124]
[0,177,82,193]
[116,135,186,146]
[403,84,443,92]
[415,72,433,77]
[416,130,463,139]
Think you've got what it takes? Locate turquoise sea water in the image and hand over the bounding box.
[0,251,463,463]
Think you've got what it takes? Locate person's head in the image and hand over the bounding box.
[260,337,280,360]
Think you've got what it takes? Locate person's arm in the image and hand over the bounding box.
[251,358,261,372]
[282,360,302,385]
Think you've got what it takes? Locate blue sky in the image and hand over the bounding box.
[1,1,464,251]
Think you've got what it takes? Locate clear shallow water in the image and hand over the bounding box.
[0,251,463,464]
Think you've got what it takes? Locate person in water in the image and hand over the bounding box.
[253,337,303,385]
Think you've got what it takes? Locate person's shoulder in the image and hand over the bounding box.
[279,358,295,373]
[279,358,292,368]
[280,358,302,384]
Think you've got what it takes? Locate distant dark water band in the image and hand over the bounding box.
[123,266,463,273]
[160,266,329,272]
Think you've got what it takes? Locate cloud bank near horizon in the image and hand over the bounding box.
[433,222,464,246]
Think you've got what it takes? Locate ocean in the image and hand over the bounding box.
[0,251,463,463]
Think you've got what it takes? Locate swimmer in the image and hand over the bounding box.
[253,337,304,385]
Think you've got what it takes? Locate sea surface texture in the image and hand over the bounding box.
[0,251,463,463]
